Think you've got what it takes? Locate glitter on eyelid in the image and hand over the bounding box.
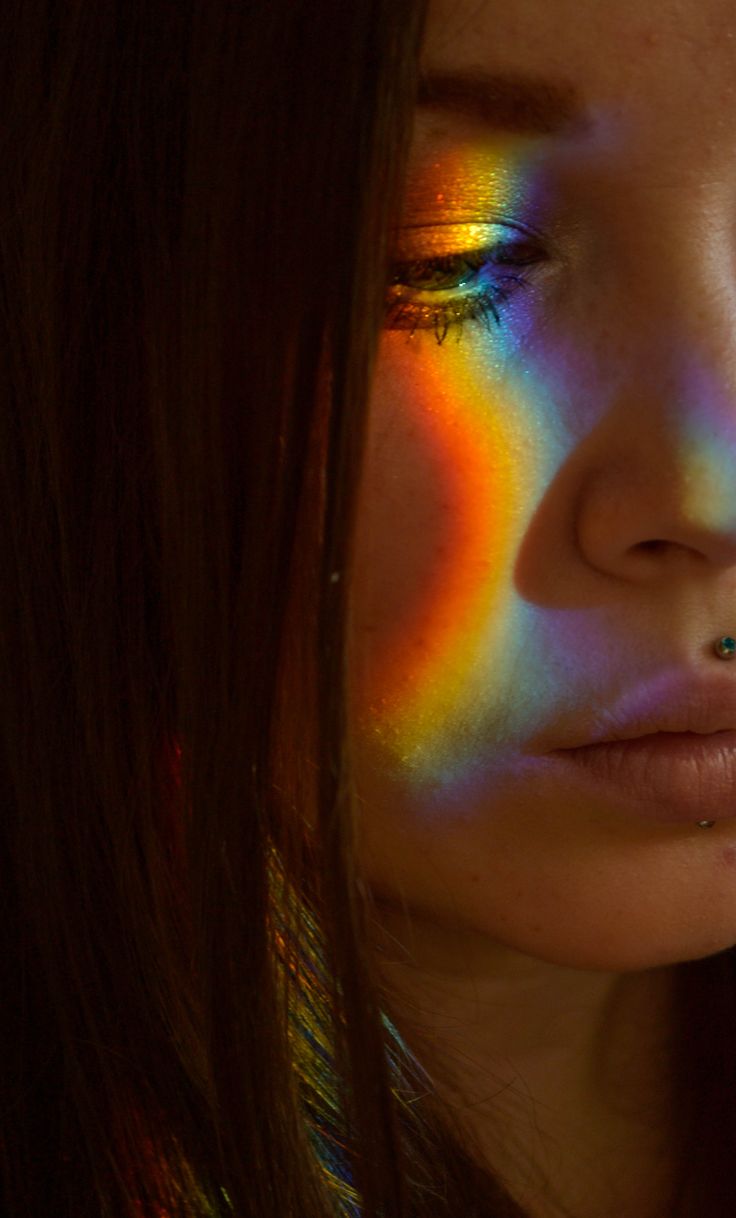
[401,139,535,228]
[394,222,516,260]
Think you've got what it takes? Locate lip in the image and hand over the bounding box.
[550,671,736,748]
[541,671,736,824]
[552,731,736,823]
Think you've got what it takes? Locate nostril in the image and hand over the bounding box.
[637,539,669,554]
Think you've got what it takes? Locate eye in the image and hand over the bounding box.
[391,237,545,293]
[384,228,549,344]
[393,252,488,293]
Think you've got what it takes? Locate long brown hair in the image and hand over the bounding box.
[3,3,736,1216]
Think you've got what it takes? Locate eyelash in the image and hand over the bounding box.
[384,235,546,345]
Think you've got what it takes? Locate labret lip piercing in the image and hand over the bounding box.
[696,637,736,829]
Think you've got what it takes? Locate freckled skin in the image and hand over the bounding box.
[348,0,736,975]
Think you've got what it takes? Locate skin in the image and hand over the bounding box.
[346,1,736,1215]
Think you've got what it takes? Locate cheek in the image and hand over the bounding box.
[349,331,548,772]
[350,366,464,708]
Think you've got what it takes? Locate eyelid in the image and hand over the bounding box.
[392,214,542,248]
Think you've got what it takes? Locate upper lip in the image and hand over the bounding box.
[546,671,736,750]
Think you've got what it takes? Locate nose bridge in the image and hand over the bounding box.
[623,183,736,360]
[614,195,736,437]
[576,194,736,556]
[572,250,736,581]
[676,389,736,538]
[631,256,736,535]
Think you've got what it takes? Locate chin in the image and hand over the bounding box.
[480,912,736,974]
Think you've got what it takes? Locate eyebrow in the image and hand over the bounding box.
[416,68,591,137]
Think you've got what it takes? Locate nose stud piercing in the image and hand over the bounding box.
[714,636,736,659]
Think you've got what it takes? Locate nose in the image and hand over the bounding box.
[574,254,736,584]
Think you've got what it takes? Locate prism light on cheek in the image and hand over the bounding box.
[351,333,549,781]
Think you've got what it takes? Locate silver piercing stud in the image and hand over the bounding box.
[714,636,736,659]
[697,820,716,828]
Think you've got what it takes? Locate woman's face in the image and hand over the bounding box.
[348,0,736,972]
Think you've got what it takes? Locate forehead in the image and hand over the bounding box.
[421,0,736,154]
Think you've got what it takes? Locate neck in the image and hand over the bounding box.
[369,902,682,1218]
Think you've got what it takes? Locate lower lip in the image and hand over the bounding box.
[551,731,736,824]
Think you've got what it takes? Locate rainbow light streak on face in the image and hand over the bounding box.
[678,362,736,534]
[359,142,566,783]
